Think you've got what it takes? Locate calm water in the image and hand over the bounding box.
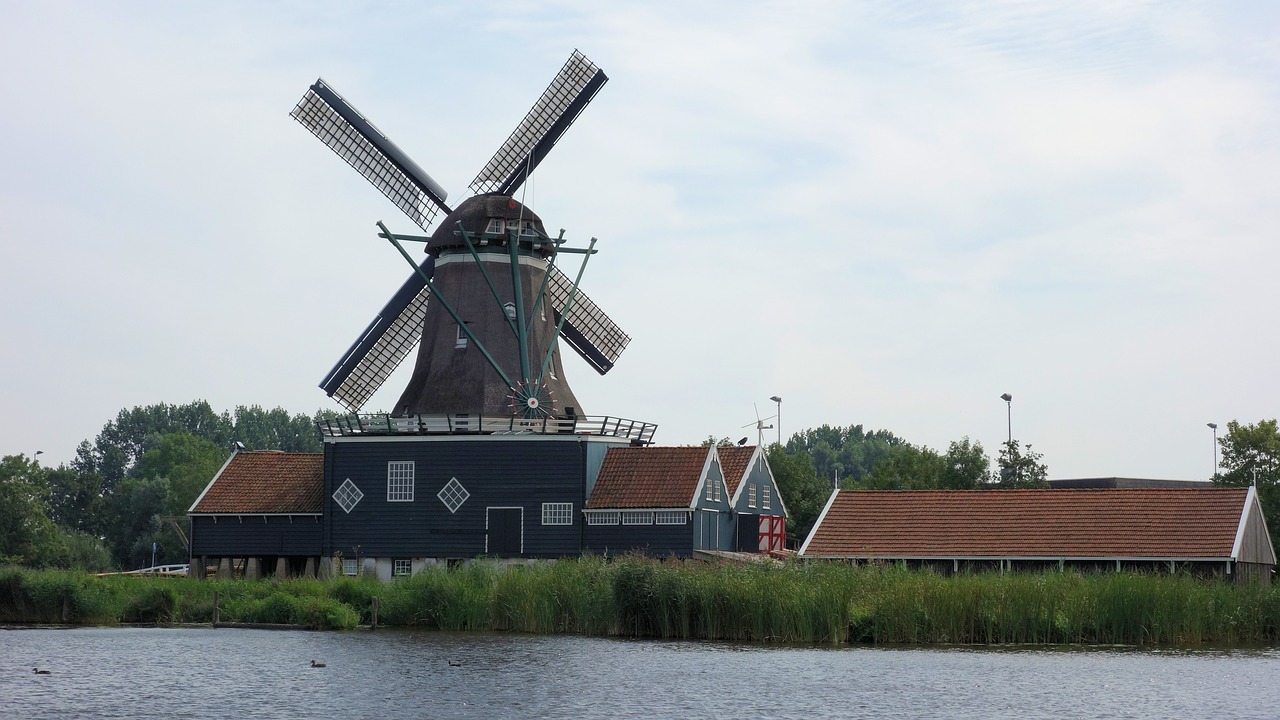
[2,627,1277,719]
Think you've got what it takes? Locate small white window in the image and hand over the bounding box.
[762,484,771,510]
[393,559,412,577]
[485,218,504,234]
[587,511,620,526]
[714,482,722,502]
[748,483,757,509]
[622,511,653,525]
[387,461,414,502]
[455,324,468,349]
[655,511,687,525]
[504,302,517,321]
[705,481,713,501]
[342,558,358,576]
[542,502,573,525]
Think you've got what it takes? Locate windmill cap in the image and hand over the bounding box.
[428,194,554,256]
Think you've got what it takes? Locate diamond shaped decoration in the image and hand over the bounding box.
[333,478,364,514]
[438,477,470,514]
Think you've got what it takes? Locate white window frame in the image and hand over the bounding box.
[542,502,573,526]
[748,483,757,509]
[655,511,687,525]
[455,324,468,349]
[586,511,620,525]
[484,218,504,235]
[387,461,414,502]
[705,481,713,501]
[714,482,722,502]
[333,478,364,514]
[438,477,470,514]
[762,484,771,510]
[393,559,412,577]
[342,558,358,576]
[622,511,653,525]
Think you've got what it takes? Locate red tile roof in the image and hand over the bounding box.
[190,451,323,514]
[801,489,1251,559]
[587,446,711,509]
[718,446,755,497]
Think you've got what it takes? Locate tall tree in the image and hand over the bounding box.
[43,465,104,533]
[787,424,907,485]
[858,444,946,490]
[232,405,323,452]
[941,437,991,490]
[995,440,1049,489]
[1213,419,1280,552]
[0,454,53,564]
[78,401,233,491]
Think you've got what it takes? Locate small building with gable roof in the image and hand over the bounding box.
[188,450,324,579]
[799,487,1275,582]
[582,445,788,557]
[720,445,787,553]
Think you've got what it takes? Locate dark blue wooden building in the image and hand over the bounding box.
[189,418,788,576]
[188,451,324,579]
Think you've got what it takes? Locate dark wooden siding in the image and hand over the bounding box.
[190,515,321,556]
[324,438,586,558]
[583,523,694,558]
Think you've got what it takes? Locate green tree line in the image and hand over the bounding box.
[1,401,338,571]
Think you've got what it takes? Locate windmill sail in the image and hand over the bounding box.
[291,79,451,231]
[468,50,609,197]
[319,258,435,412]
[545,265,630,374]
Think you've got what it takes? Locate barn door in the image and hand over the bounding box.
[487,507,523,555]
[759,515,785,552]
[736,517,759,552]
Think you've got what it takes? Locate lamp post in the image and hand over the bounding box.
[769,396,782,446]
[1000,393,1012,444]
[1208,422,1219,477]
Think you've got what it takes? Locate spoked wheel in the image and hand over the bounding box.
[509,380,555,419]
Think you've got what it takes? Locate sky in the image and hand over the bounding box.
[1,1,1276,480]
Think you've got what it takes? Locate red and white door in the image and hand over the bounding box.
[759,515,785,552]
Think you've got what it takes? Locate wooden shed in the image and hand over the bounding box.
[799,487,1275,582]
[188,450,324,579]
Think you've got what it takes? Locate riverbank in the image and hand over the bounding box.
[3,560,1277,645]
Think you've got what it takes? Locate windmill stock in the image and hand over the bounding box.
[291,51,628,421]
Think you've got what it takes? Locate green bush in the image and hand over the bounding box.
[122,584,178,624]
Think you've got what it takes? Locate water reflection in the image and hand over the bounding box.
[2,628,1277,719]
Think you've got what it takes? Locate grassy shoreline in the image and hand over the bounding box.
[3,559,1278,646]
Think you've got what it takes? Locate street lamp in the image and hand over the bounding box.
[1208,423,1218,477]
[1000,393,1012,444]
[769,396,782,446]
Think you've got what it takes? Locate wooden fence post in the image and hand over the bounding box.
[371,596,379,630]
[213,591,220,626]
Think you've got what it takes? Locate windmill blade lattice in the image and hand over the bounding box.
[291,79,451,231]
[319,258,436,412]
[544,265,630,374]
[468,50,608,197]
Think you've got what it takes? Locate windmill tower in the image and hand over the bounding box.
[291,51,628,420]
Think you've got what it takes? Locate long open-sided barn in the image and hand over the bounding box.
[799,488,1275,582]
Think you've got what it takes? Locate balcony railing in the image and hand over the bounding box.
[317,413,657,444]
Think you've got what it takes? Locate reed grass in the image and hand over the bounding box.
[2,561,1279,645]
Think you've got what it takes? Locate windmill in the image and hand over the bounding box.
[291,51,628,420]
